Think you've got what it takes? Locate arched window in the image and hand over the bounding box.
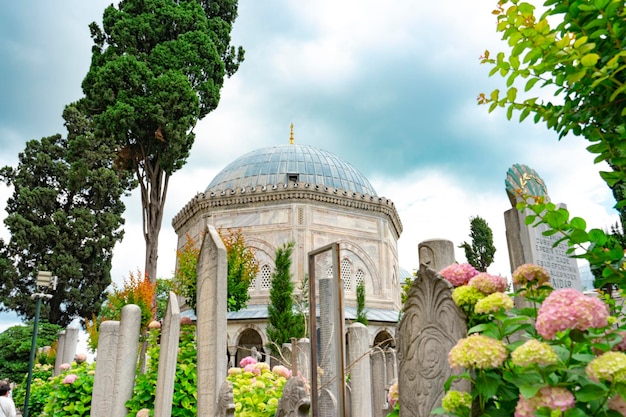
[355,269,365,288]
[341,258,352,291]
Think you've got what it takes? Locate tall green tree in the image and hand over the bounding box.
[479,0,626,226]
[81,0,244,281]
[266,241,304,354]
[0,103,127,326]
[355,280,368,326]
[459,216,497,272]
[221,228,258,312]
[0,322,61,383]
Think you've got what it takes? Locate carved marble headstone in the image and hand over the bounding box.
[274,377,311,417]
[397,264,468,417]
[504,164,582,290]
[370,347,387,417]
[112,304,142,417]
[418,239,455,272]
[347,323,372,417]
[196,225,228,417]
[53,330,66,376]
[61,327,79,365]
[91,321,120,417]
[154,292,181,417]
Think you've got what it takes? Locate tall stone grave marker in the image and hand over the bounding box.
[397,264,468,417]
[91,321,120,417]
[154,292,181,417]
[112,304,142,417]
[347,323,372,417]
[196,225,228,417]
[504,164,582,290]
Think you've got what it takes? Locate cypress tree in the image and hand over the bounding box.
[266,241,304,354]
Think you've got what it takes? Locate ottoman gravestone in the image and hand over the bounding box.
[504,163,582,290]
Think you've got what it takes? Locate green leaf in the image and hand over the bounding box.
[575,383,608,402]
[581,54,600,67]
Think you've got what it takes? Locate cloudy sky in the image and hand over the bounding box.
[0,1,619,330]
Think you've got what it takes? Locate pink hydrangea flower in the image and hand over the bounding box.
[536,288,609,339]
[448,334,507,370]
[586,351,626,383]
[609,395,626,416]
[244,363,261,376]
[74,353,87,364]
[514,386,575,417]
[272,365,292,379]
[62,374,77,384]
[469,273,508,294]
[180,317,192,325]
[59,363,71,371]
[512,264,550,286]
[239,356,257,367]
[439,263,479,287]
[148,320,161,329]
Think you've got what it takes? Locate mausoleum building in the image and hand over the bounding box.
[172,129,403,363]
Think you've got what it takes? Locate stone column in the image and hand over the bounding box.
[111,304,142,417]
[196,225,228,417]
[347,323,372,417]
[370,347,386,417]
[90,321,120,417]
[155,292,181,417]
[62,327,79,364]
[296,338,310,381]
[53,330,66,375]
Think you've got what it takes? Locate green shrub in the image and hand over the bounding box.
[42,361,94,417]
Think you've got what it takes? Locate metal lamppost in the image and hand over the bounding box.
[23,270,56,417]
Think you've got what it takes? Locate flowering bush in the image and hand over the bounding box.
[433,265,626,417]
[42,359,95,417]
[13,363,54,416]
[226,356,289,417]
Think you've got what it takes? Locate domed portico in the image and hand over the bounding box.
[172,129,403,357]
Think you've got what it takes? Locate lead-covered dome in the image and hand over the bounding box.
[206,144,377,196]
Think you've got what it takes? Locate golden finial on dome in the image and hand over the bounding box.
[289,123,294,144]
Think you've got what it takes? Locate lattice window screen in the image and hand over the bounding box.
[341,258,352,291]
[260,265,272,289]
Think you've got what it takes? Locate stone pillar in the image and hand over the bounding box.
[417,239,455,272]
[370,347,387,417]
[155,292,181,417]
[385,348,397,386]
[397,264,468,417]
[196,225,228,417]
[347,323,372,417]
[53,330,66,375]
[111,304,142,417]
[90,321,120,417]
[296,338,310,381]
[228,346,238,369]
[62,327,79,364]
